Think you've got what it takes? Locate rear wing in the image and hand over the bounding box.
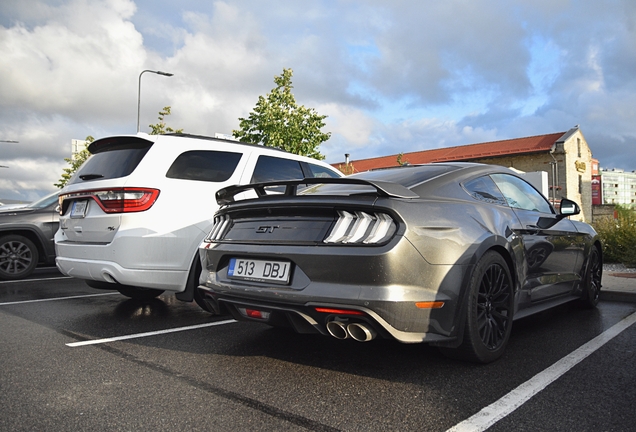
[216,177,419,205]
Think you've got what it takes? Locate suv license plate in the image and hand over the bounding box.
[228,258,291,284]
[70,200,88,219]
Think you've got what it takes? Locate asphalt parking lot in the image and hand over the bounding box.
[1,267,635,431]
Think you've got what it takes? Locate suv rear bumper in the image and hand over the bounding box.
[55,256,187,292]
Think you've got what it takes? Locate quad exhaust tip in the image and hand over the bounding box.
[326,320,376,342]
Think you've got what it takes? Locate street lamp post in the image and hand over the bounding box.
[136,70,174,133]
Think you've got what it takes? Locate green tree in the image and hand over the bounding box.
[55,136,94,189]
[233,68,330,160]
[149,106,183,135]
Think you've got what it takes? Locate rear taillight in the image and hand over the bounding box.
[60,188,160,214]
[205,215,232,242]
[324,211,396,244]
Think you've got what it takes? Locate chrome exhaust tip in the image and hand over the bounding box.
[326,320,349,339]
[347,322,376,342]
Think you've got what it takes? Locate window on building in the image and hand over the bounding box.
[578,175,583,194]
[577,138,581,157]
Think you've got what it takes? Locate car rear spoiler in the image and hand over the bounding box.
[216,177,419,205]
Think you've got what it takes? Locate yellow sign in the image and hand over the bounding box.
[575,161,586,172]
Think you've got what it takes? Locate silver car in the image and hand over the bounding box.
[197,163,602,363]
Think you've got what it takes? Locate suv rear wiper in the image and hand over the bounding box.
[79,174,104,180]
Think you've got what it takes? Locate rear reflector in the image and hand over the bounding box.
[238,308,271,320]
[314,307,365,316]
[415,301,445,309]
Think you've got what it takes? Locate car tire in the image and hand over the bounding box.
[117,286,164,300]
[580,246,602,308]
[0,234,39,280]
[443,251,514,363]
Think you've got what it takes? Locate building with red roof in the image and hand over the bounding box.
[335,126,596,222]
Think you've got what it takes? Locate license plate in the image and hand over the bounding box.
[70,200,88,219]
[228,258,291,284]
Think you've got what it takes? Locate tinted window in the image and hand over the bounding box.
[350,164,462,188]
[251,156,304,183]
[300,164,462,196]
[306,163,341,178]
[27,192,59,209]
[166,151,242,182]
[463,176,507,205]
[490,174,553,213]
[70,138,152,184]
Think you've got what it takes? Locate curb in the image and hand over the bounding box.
[600,290,636,303]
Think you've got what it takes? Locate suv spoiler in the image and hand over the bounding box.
[216,177,419,205]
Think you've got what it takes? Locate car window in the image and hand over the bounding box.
[166,150,243,182]
[70,139,153,184]
[490,173,553,213]
[306,163,341,178]
[462,176,507,206]
[251,156,304,183]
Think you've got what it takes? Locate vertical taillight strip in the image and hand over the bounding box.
[324,211,396,245]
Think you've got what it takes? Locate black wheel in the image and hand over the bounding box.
[580,247,602,308]
[0,234,39,280]
[444,251,514,363]
[188,257,216,313]
[117,286,164,300]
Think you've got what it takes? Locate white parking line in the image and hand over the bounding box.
[66,319,238,347]
[0,292,119,306]
[0,276,72,284]
[446,310,636,432]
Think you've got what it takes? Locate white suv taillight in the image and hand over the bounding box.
[324,211,396,244]
[60,188,160,214]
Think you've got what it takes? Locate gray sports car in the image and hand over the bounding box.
[197,163,602,363]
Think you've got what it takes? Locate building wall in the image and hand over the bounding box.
[600,168,636,208]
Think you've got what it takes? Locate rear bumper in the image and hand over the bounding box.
[199,238,472,343]
[55,255,187,292]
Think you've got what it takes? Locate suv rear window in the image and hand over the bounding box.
[251,156,305,183]
[166,150,243,182]
[70,137,153,184]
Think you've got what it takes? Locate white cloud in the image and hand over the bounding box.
[1,0,636,200]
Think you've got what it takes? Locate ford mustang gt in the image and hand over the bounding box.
[197,163,602,363]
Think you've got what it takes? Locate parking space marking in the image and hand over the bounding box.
[66,319,238,347]
[446,310,636,432]
[0,292,119,306]
[0,276,72,284]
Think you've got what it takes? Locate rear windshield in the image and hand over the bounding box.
[69,137,153,184]
[166,150,243,182]
[301,164,461,195]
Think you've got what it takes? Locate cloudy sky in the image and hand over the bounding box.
[1,0,635,201]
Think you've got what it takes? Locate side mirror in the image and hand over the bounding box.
[559,198,580,217]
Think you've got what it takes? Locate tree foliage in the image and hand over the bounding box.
[233,68,330,160]
[54,136,94,189]
[592,206,636,267]
[149,106,183,135]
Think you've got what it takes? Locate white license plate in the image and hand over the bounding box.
[228,258,291,284]
[70,200,88,219]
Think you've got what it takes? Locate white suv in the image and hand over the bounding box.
[55,133,343,309]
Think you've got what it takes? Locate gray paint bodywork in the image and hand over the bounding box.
[198,163,601,345]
